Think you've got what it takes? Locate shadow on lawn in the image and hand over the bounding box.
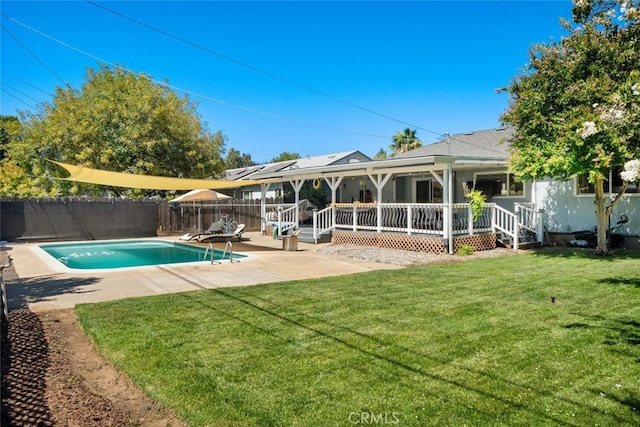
[566,313,640,352]
[564,314,640,416]
[591,389,640,417]
[529,246,640,261]
[598,276,640,287]
[166,281,635,426]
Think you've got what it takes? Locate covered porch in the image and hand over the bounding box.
[249,155,545,254]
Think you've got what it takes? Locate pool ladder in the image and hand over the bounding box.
[203,241,237,265]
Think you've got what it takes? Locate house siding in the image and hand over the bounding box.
[535,179,639,236]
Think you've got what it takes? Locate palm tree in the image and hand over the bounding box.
[389,128,421,154]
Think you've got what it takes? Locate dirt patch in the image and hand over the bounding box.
[1,307,185,427]
[317,244,518,265]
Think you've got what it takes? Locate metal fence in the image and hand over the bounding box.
[170,199,267,235]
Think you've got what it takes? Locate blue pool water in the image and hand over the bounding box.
[39,240,245,270]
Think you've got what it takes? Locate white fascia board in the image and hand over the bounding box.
[454,157,509,165]
[250,155,455,181]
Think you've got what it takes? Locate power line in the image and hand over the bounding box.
[1,87,36,110]
[83,0,444,138]
[2,72,54,97]
[1,23,66,85]
[1,13,396,140]
[1,82,43,105]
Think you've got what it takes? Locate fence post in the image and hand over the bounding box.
[1,256,12,322]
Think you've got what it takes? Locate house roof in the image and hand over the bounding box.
[223,150,372,181]
[219,131,514,184]
[394,127,514,160]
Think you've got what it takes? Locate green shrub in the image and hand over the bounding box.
[465,189,487,221]
[456,244,475,256]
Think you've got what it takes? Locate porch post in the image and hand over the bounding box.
[260,183,271,235]
[445,163,454,254]
[325,176,344,232]
[290,179,305,229]
[367,173,393,233]
[324,176,343,204]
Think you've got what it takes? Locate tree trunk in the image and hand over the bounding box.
[593,176,609,255]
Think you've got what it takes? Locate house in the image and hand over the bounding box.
[220,127,639,251]
[394,127,638,245]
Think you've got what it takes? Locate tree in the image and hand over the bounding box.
[390,128,421,155]
[270,152,301,163]
[0,115,34,196]
[500,0,640,255]
[225,148,255,169]
[2,64,226,197]
[373,148,388,160]
[0,115,21,161]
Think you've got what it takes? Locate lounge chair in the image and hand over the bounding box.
[179,220,224,241]
[198,223,246,243]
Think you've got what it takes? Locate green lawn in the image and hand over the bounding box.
[76,248,640,426]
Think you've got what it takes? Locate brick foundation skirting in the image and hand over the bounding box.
[332,230,496,254]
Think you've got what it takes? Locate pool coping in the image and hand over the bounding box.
[4,232,405,311]
[32,238,255,274]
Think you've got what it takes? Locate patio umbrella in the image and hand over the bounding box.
[173,189,232,232]
[172,189,232,202]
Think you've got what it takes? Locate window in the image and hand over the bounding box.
[416,180,430,203]
[612,168,638,194]
[576,174,595,194]
[473,172,524,198]
[241,190,252,200]
[414,180,442,203]
[575,168,638,195]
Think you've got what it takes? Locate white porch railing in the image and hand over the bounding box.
[309,202,544,251]
[277,205,298,237]
[493,204,518,249]
[451,203,493,236]
[333,203,448,235]
[313,206,333,244]
[515,202,545,245]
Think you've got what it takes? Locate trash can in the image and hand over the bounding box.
[282,235,298,251]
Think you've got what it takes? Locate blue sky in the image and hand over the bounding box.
[1,1,573,164]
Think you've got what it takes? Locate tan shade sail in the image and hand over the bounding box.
[51,161,258,191]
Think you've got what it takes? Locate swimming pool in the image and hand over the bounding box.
[38,239,246,270]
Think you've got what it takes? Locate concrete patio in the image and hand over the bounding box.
[2,232,404,312]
